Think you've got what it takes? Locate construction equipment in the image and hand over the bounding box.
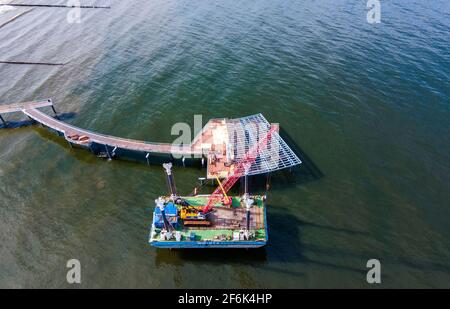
[163,163,178,198]
[184,220,212,227]
[155,197,175,232]
[161,164,209,223]
[202,125,277,214]
[215,176,232,206]
[244,196,254,231]
[243,162,251,195]
[180,206,206,220]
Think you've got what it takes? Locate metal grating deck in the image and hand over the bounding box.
[226,113,302,176]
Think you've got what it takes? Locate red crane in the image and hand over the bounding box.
[202,125,278,214]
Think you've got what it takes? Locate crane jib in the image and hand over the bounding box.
[203,125,277,213]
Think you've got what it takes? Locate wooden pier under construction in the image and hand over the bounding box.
[0,99,302,178]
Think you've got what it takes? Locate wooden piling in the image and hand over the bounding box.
[104,144,112,160]
[51,105,58,117]
[27,116,36,124]
[0,114,7,127]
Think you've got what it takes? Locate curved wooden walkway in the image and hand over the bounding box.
[1,100,302,177]
[0,100,202,156]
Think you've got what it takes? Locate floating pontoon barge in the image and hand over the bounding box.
[149,116,301,248]
[149,195,268,248]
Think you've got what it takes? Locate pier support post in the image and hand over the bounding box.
[104,144,112,160]
[27,116,38,125]
[244,163,251,195]
[266,172,272,191]
[0,114,6,127]
[48,99,58,118]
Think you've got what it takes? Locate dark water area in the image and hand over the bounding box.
[0,0,449,288]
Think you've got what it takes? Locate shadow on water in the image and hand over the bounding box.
[33,126,166,174]
[276,128,324,186]
[269,207,450,279]
[154,206,372,279]
[155,247,268,267]
[153,197,449,279]
[274,204,370,237]
[33,126,106,165]
[10,112,193,171]
[224,128,325,195]
[266,210,367,276]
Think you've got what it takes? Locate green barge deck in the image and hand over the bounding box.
[149,195,268,248]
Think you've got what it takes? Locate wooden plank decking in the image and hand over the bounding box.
[1,100,301,177]
[0,99,53,113]
[209,206,265,230]
[23,108,200,155]
[0,100,202,156]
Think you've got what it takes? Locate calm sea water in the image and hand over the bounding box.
[0,0,449,288]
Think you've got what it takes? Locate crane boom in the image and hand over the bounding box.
[215,176,231,205]
[203,125,277,213]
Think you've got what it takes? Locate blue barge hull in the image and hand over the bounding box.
[150,240,267,249]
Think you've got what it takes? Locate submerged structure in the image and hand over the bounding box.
[1,99,302,248]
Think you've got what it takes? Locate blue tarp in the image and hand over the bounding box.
[153,202,178,228]
[153,202,178,216]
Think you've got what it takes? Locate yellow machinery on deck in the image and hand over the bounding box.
[180,206,204,220]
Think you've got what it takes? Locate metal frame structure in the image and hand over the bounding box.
[226,113,302,176]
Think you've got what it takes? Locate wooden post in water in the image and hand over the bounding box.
[104,144,112,160]
[27,116,36,125]
[266,172,272,191]
[49,100,58,117]
[0,114,7,127]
